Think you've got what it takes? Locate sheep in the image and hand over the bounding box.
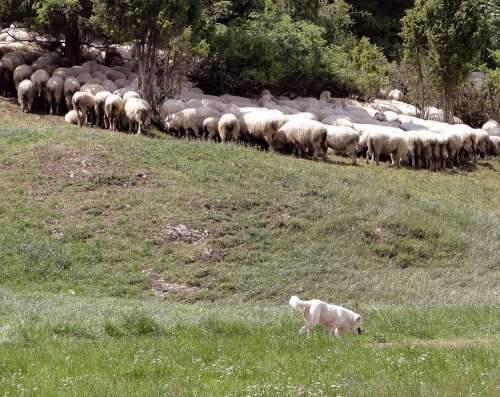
[86,77,104,85]
[114,78,129,89]
[362,127,410,167]
[81,60,98,73]
[160,99,186,121]
[46,76,64,115]
[325,126,359,164]
[101,79,118,93]
[432,133,449,171]
[276,119,328,159]
[30,68,50,110]
[77,72,93,85]
[482,120,500,137]
[113,87,136,97]
[72,92,95,127]
[94,91,112,128]
[482,120,498,130]
[17,79,34,112]
[92,71,107,81]
[106,69,127,81]
[68,65,84,77]
[13,64,32,90]
[81,83,105,96]
[64,109,79,125]
[122,90,140,104]
[165,107,220,138]
[104,94,125,132]
[124,98,151,134]
[240,110,286,149]
[388,89,403,101]
[471,129,490,161]
[319,91,332,102]
[113,66,131,77]
[64,77,80,110]
[0,57,14,95]
[52,67,69,80]
[218,114,240,143]
[488,136,500,156]
[203,117,220,141]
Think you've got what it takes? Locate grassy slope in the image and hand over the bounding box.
[0,98,499,395]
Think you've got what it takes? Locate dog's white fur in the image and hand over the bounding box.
[289,296,364,336]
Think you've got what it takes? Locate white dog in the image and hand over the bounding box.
[289,296,364,336]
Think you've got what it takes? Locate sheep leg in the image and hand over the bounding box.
[351,150,357,165]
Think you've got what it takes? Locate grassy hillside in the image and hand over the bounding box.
[0,98,499,396]
[1,98,499,305]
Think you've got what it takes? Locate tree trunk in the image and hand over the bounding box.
[443,86,454,124]
[64,13,80,65]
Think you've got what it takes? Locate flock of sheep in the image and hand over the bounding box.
[2,42,500,169]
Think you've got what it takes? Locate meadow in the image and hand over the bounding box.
[0,97,499,396]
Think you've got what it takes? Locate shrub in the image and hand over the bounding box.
[351,37,393,100]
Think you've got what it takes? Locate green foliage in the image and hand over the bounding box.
[401,0,486,120]
[91,0,188,45]
[35,0,82,33]
[199,10,329,95]
[352,37,393,99]
[317,0,355,47]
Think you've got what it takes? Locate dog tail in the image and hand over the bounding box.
[289,295,309,311]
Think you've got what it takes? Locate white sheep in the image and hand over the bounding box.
[325,126,359,164]
[114,78,129,89]
[124,98,151,134]
[81,83,105,96]
[64,77,80,110]
[202,117,220,140]
[101,79,118,93]
[77,72,93,85]
[30,68,50,110]
[68,65,83,77]
[94,91,112,128]
[52,67,69,80]
[160,99,186,121]
[113,87,136,98]
[319,91,332,102]
[471,129,490,161]
[218,114,240,143]
[240,110,286,149]
[64,109,79,125]
[488,136,500,156]
[122,91,140,104]
[13,64,32,90]
[276,119,328,159]
[72,91,95,127]
[17,79,34,112]
[165,107,220,138]
[46,76,64,115]
[388,89,403,101]
[362,127,409,167]
[104,94,125,132]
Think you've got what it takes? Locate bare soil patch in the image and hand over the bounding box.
[142,268,204,298]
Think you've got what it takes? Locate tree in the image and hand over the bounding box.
[401,0,486,122]
[317,0,355,47]
[351,37,392,100]
[0,0,94,64]
[92,0,190,113]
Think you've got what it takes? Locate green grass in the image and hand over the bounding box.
[0,288,498,396]
[0,99,499,395]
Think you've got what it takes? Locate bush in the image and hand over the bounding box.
[351,37,392,100]
[194,8,362,97]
